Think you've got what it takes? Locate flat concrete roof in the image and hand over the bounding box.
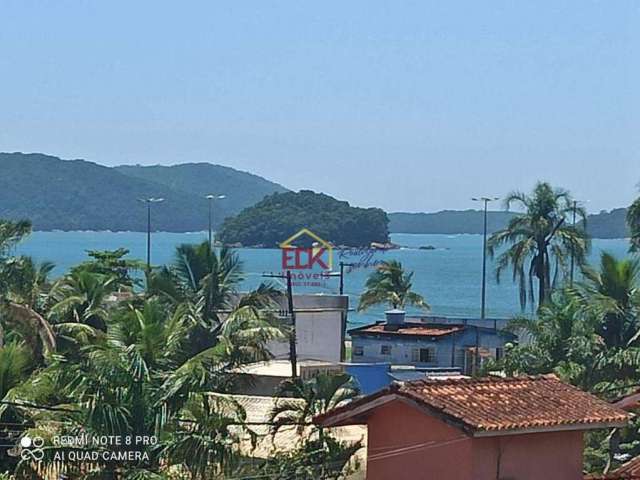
[233,359,340,377]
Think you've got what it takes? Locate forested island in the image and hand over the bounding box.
[218,190,390,247]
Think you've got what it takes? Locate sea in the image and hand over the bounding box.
[15,232,634,329]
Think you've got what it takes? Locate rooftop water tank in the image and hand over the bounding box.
[385,309,406,325]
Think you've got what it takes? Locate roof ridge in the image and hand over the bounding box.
[402,374,558,389]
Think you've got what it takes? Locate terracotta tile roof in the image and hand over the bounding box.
[585,459,640,480]
[613,390,640,411]
[315,375,629,435]
[349,322,466,338]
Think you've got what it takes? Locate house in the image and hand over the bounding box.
[314,375,629,480]
[349,310,515,374]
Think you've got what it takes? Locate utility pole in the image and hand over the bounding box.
[139,198,164,271]
[263,271,297,378]
[472,197,499,327]
[338,262,354,361]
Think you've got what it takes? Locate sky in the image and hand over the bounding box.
[0,1,638,214]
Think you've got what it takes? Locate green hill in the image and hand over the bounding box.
[219,190,389,247]
[115,163,288,220]
[0,152,286,232]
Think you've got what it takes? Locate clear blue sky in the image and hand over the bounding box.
[1,1,638,213]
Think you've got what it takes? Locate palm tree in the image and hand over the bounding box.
[488,182,589,310]
[161,394,251,479]
[47,270,117,332]
[504,291,601,390]
[172,242,243,318]
[0,342,32,401]
[357,260,428,312]
[0,221,56,357]
[628,195,640,251]
[0,220,31,258]
[572,252,640,349]
[2,256,54,309]
[269,372,359,440]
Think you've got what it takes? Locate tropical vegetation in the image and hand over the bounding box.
[219,190,389,247]
[496,250,640,474]
[488,181,589,310]
[357,260,428,312]
[0,220,361,479]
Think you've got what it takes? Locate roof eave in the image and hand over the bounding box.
[472,420,630,437]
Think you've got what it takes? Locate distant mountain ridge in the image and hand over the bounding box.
[0,152,287,232]
[114,163,288,217]
[389,209,630,239]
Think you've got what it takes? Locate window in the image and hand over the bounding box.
[353,346,363,357]
[495,347,504,361]
[412,347,436,363]
[380,345,392,355]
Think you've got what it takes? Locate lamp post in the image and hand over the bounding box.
[139,197,164,270]
[472,197,499,323]
[206,194,226,248]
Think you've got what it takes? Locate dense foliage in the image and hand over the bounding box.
[497,251,640,474]
[0,153,285,232]
[219,190,390,247]
[0,221,361,479]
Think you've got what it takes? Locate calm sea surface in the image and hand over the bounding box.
[15,232,633,328]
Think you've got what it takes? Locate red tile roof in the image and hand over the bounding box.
[613,390,640,411]
[585,457,640,480]
[349,322,465,338]
[315,375,629,436]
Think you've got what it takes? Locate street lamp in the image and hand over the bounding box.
[139,197,164,270]
[206,194,226,248]
[569,199,588,286]
[472,197,499,323]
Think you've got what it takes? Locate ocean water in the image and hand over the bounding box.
[15,231,633,328]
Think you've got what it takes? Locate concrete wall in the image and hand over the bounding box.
[267,294,348,363]
[365,399,585,480]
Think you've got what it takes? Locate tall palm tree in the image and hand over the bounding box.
[488,181,589,310]
[269,372,359,440]
[628,195,640,252]
[357,260,428,312]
